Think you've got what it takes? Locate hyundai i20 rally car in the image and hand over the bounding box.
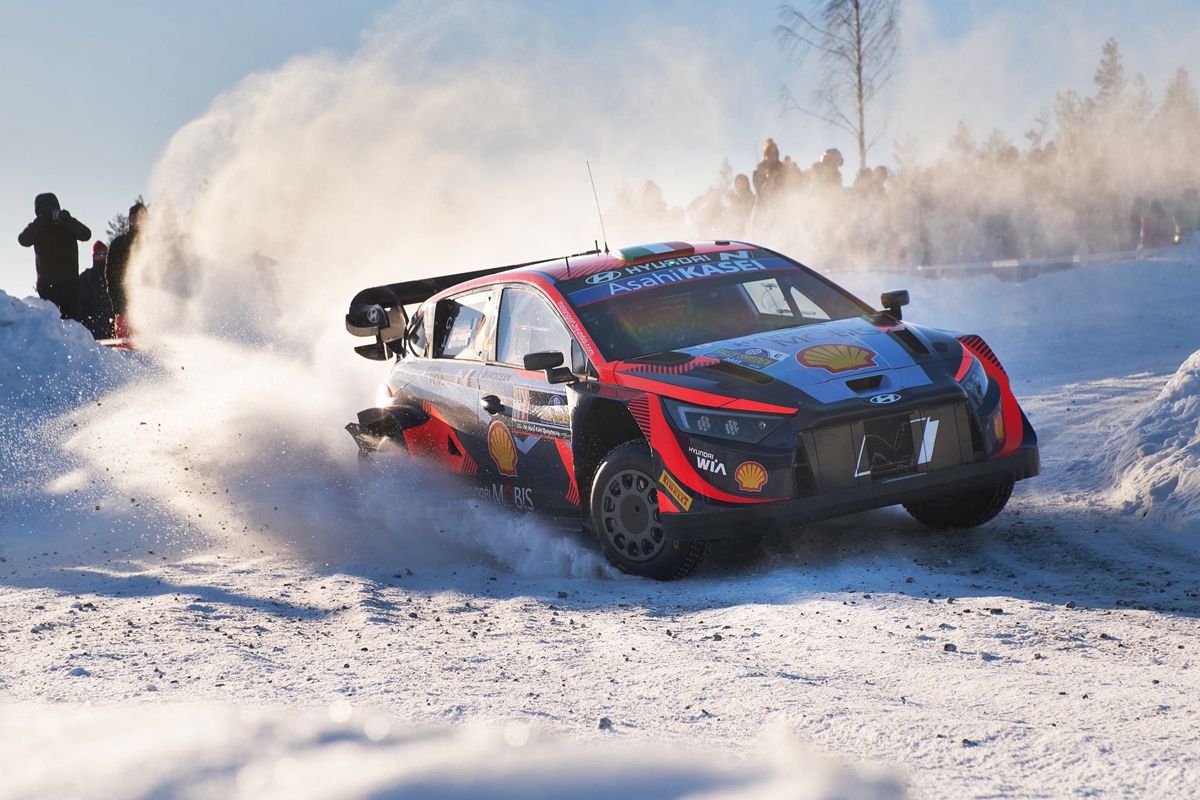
[346,241,1039,579]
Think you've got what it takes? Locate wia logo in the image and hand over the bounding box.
[696,456,727,475]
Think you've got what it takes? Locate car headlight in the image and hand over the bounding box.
[958,355,989,407]
[662,399,789,444]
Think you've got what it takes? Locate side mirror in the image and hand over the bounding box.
[523,350,574,384]
[880,289,910,320]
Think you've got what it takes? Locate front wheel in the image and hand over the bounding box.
[903,479,1014,529]
[588,441,706,580]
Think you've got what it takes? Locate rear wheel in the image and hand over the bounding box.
[903,479,1013,529]
[588,441,706,580]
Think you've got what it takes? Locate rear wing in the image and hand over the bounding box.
[345,248,600,360]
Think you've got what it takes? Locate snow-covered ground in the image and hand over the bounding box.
[3,243,1200,798]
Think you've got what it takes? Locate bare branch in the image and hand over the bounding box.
[775,0,899,170]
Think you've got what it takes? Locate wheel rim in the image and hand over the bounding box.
[598,468,666,562]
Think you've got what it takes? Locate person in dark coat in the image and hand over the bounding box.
[105,201,145,336]
[17,193,91,320]
[79,241,114,339]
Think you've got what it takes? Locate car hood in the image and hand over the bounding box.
[611,316,955,407]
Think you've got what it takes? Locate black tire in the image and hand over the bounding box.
[903,479,1014,529]
[588,440,706,580]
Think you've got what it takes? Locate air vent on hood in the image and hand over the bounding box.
[890,328,929,355]
[845,375,883,392]
[708,361,774,384]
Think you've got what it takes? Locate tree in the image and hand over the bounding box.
[776,0,899,170]
[1159,67,1200,129]
[948,120,976,162]
[980,129,1015,162]
[1024,110,1051,149]
[1093,37,1126,110]
[105,194,146,243]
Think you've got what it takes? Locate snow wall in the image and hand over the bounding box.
[1112,348,1200,530]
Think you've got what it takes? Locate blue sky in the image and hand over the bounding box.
[3,0,1198,294]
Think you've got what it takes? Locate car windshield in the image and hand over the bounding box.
[562,248,869,360]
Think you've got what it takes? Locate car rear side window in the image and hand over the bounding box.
[434,290,491,360]
[407,309,428,356]
[496,287,573,366]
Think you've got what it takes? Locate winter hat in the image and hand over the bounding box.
[93,241,109,256]
[34,193,60,216]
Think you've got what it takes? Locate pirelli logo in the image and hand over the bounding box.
[658,470,693,511]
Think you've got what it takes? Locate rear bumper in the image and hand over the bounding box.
[664,444,1039,541]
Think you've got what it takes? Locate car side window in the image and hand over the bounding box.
[496,287,574,366]
[407,308,427,356]
[434,290,491,360]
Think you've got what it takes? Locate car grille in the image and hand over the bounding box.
[804,401,968,494]
[794,439,816,497]
[859,413,918,480]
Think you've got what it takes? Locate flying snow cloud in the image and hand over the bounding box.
[127,2,771,353]
[41,2,774,574]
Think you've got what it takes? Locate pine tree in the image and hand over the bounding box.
[1159,68,1200,129]
[104,194,146,243]
[1094,37,1126,109]
[948,120,976,161]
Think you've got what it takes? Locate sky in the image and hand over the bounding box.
[3,0,1199,295]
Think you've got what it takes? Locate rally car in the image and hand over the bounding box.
[345,241,1039,579]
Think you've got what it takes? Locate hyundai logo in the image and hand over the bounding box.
[869,393,902,405]
[586,270,623,285]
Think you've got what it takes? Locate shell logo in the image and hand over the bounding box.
[734,461,768,493]
[797,344,877,373]
[487,420,518,477]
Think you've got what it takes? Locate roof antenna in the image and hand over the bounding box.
[587,160,610,254]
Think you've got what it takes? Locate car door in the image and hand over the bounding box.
[401,286,495,476]
[476,285,581,515]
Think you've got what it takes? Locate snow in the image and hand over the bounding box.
[0,292,135,415]
[1111,350,1200,529]
[4,243,1200,798]
[0,706,899,800]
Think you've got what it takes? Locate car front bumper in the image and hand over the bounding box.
[663,443,1039,541]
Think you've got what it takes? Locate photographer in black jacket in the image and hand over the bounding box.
[17,192,92,321]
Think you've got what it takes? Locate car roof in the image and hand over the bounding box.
[427,240,768,303]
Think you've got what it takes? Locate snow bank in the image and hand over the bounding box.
[1111,349,1200,528]
[0,705,900,800]
[0,291,132,415]
[0,291,152,552]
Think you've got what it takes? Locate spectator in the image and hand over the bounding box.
[106,201,146,338]
[725,173,756,234]
[1139,201,1178,251]
[873,165,889,192]
[17,193,91,320]
[809,148,844,189]
[752,138,783,201]
[79,241,114,339]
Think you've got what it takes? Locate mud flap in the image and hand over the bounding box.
[346,406,423,459]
